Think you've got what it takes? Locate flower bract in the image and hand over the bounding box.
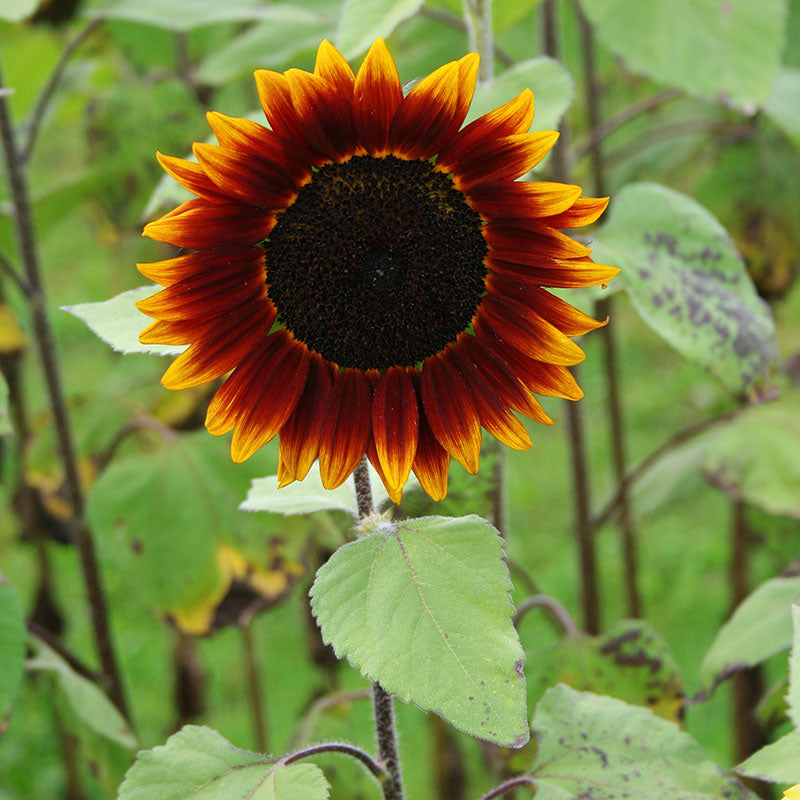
[139,38,618,502]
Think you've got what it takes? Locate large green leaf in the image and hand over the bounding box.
[467,57,573,132]
[63,286,184,357]
[86,0,280,32]
[529,685,755,799]
[736,731,800,786]
[765,67,800,149]
[118,725,330,799]
[703,395,800,519]
[592,183,777,394]
[241,462,419,516]
[0,0,36,22]
[581,0,786,109]
[0,576,26,721]
[525,619,684,722]
[26,639,137,749]
[790,605,800,731]
[700,577,800,691]
[311,515,528,746]
[195,8,333,86]
[336,0,424,59]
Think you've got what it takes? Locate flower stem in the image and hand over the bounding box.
[0,60,130,720]
[462,0,494,84]
[574,2,642,618]
[540,0,600,635]
[352,457,405,800]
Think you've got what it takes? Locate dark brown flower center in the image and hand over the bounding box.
[264,155,488,370]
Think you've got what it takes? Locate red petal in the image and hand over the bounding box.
[372,366,418,497]
[353,37,403,156]
[388,53,479,160]
[156,152,230,202]
[436,89,534,173]
[318,368,372,489]
[484,221,591,259]
[137,246,264,287]
[467,181,581,220]
[478,295,586,366]
[444,346,532,450]
[420,354,481,473]
[278,354,333,484]
[487,254,621,288]
[453,132,559,189]
[410,372,450,501]
[545,196,609,228]
[143,199,274,250]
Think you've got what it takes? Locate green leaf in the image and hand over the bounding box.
[241,462,419,516]
[581,0,786,109]
[0,371,11,436]
[790,605,800,731]
[118,725,330,799]
[27,639,137,749]
[195,9,333,86]
[86,0,281,32]
[700,577,800,691]
[703,395,800,519]
[468,58,573,132]
[63,286,185,357]
[765,67,800,149]
[0,575,26,721]
[311,514,528,746]
[736,731,800,786]
[525,619,684,722]
[0,0,36,22]
[529,685,756,799]
[493,0,545,32]
[592,183,777,394]
[336,0,424,59]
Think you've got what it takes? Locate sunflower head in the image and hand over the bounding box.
[138,38,618,503]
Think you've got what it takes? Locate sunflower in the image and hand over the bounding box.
[138,38,618,503]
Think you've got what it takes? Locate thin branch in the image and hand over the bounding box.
[27,622,104,684]
[242,623,269,754]
[21,19,102,164]
[476,775,537,800]
[0,60,130,721]
[283,742,388,782]
[94,415,176,472]
[513,594,579,637]
[419,6,514,67]
[591,408,740,529]
[0,249,32,296]
[573,88,681,160]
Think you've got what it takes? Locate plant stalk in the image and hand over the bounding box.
[0,60,129,720]
[353,457,404,800]
[242,622,269,753]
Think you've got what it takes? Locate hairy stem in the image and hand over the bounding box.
[513,594,579,636]
[283,741,387,782]
[477,775,537,800]
[0,60,129,720]
[353,457,404,799]
[574,2,641,618]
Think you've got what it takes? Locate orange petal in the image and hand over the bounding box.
[230,341,310,462]
[487,254,621,288]
[545,196,609,228]
[193,142,297,209]
[161,302,275,390]
[143,199,274,250]
[314,39,355,102]
[454,332,553,424]
[353,38,403,156]
[485,221,591,259]
[478,295,586,366]
[372,366,418,496]
[420,354,481,473]
[436,89,534,173]
[278,354,333,484]
[318,368,372,489]
[467,181,581,220]
[444,346,532,450]
[285,68,356,164]
[388,54,478,160]
[453,132,559,189]
[366,437,401,505]
[487,275,606,336]
[206,111,311,185]
[156,152,230,202]
[474,317,584,400]
[410,372,450,501]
